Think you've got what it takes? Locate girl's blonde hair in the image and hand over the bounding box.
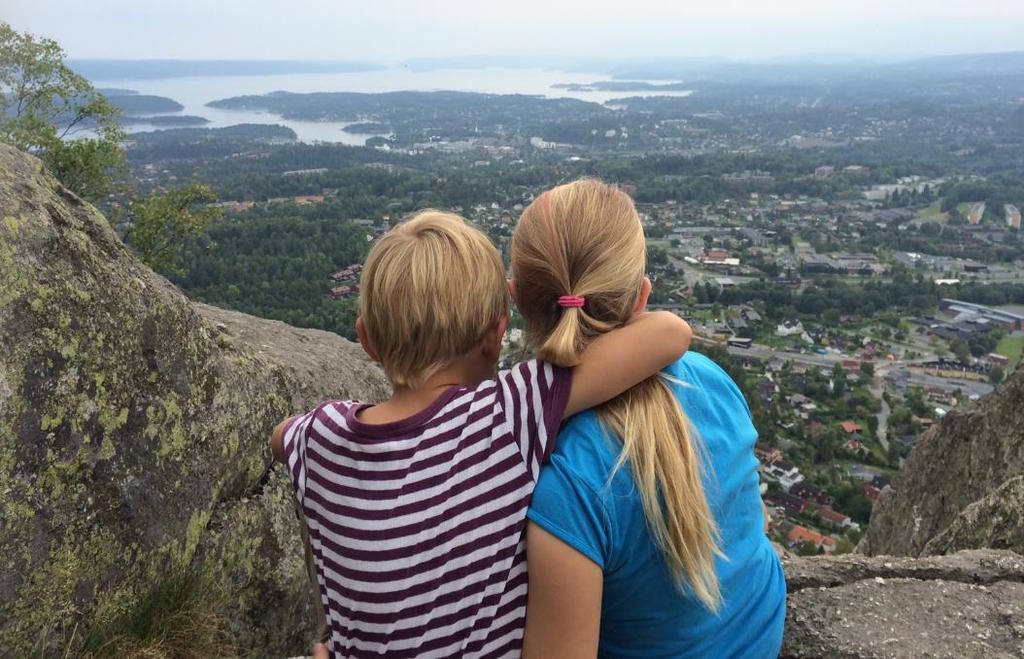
[511,178,722,610]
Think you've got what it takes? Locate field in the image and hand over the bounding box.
[916,202,948,223]
[995,334,1024,370]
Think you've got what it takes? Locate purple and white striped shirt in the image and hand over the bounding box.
[283,359,571,658]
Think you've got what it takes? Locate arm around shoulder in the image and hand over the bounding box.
[564,311,691,418]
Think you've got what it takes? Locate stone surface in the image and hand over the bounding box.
[862,362,1024,557]
[782,549,1024,658]
[0,144,389,655]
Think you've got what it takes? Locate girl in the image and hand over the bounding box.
[512,179,785,658]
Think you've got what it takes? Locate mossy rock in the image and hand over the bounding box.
[0,143,389,656]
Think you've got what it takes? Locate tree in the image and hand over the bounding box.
[990,366,1005,384]
[949,338,971,364]
[124,184,222,272]
[0,22,125,201]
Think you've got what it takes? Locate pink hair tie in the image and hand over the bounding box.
[558,295,586,308]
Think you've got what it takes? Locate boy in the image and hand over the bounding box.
[271,210,691,658]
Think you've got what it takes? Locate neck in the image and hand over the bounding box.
[359,358,491,425]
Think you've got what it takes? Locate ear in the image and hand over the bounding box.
[633,276,653,314]
[355,317,381,363]
[482,315,509,362]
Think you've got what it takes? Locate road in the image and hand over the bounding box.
[869,378,891,452]
[726,344,844,369]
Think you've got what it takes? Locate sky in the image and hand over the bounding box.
[5,0,1024,62]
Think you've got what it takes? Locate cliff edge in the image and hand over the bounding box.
[862,357,1024,557]
[0,144,389,655]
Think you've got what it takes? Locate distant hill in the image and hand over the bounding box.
[887,51,1024,76]
[600,51,1024,84]
[106,94,184,114]
[71,59,384,80]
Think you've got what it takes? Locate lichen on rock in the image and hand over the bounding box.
[0,144,389,655]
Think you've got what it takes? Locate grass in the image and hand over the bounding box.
[995,334,1024,370]
[78,568,235,658]
[916,201,948,223]
[956,202,975,216]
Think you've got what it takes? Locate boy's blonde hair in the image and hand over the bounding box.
[512,178,723,610]
[359,210,509,388]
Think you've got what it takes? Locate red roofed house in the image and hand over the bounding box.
[786,525,837,554]
[839,421,863,435]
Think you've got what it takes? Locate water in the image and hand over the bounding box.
[90,67,693,144]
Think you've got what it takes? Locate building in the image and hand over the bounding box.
[1006,204,1022,230]
[939,299,1024,331]
[814,166,835,179]
[776,319,806,337]
[790,481,834,506]
[786,525,836,554]
[839,421,863,435]
[968,202,986,225]
[762,460,804,491]
[988,353,1010,367]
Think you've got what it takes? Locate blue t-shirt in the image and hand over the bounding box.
[527,352,786,658]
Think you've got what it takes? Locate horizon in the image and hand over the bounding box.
[7,0,1024,61]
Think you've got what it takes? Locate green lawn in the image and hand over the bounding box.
[995,334,1024,370]
[916,202,947,223]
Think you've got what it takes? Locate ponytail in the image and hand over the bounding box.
[538,306,584,366]
[600,378,723,610]
[511,178,722,611]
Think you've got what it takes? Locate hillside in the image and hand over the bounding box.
[862,358,1024,557]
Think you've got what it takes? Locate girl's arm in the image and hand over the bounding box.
[523,521,603,659]
[564,310,691,418]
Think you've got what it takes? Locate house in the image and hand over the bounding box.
[844,439,868,456]
[988,353,1010,367]
[790,481,834,506]
[816,507,859,531]
[839,421,863,435]
[766,491,809,517]
[755,445,784,465]
[862,483,881,501]
[329,284,359,299]
[776,319,806,337]
[786,525,836,554]
[762,460,804,491]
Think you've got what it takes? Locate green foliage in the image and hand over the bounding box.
[794,540,823,557]
[990,366,1005,384]
[0,22,125,201]
[172,214,371,340]
[124,184,222,273]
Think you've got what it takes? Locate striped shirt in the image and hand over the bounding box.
[282,360,572,658]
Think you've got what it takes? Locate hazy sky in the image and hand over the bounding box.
[5,0,1024,61]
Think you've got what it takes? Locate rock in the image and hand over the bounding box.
[0,143,389,655]
[862,361,1024,557]
[782,549,1024,658]
[924,476,1024,556]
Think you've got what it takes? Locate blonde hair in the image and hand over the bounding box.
[359,210,509,388]
[511,179,722,610]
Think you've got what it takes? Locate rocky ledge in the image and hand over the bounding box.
[782,549,1024,658]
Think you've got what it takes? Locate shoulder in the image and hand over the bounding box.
[667,351,754,422]
[670,351,733,387]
